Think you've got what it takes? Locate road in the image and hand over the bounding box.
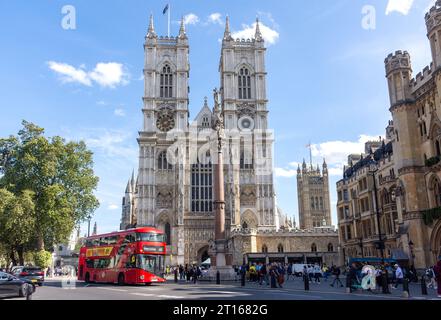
[10,276,441,300]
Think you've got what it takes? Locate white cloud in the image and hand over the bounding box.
[184,13,199,25]
[231,21,280,45]
[386,0,415,15]
[47,61,129,88]
[208,13,223,25]
[274,167,298,178]
[114,108,126,117]
[108,204,119,210]
[47,61,91,86]
[311,134,383,176]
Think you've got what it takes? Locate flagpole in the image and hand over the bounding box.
[168,3,170,37]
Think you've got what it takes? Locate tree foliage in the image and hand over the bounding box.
[0,121,99,259]
[33,250,52,269]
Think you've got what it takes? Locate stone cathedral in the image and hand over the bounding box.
[120,15,339,266]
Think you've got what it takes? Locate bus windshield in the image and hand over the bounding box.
[136,254,164,276]
[136,232,165,243]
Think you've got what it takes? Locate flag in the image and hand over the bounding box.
[163,4,169,15]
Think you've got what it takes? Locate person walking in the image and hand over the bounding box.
[434,259,441,298]
[426,266,437,290]
[287,263,293,281]
[269,264,279,288]
[259,263,267,285]
[277,264,285,288]
[330,265,344,287]
[392,264,404,289]
[313,264,321,284]
[307,265,314,283]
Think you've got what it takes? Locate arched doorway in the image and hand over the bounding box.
[197,245,210,265]
[430,220,441,262]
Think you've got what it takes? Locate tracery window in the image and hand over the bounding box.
[158,151,172,170]
[160,64,173,98]
[238,67,251,99]
[191,157,213,213]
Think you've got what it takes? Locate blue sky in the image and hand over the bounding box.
[0,0,437,235]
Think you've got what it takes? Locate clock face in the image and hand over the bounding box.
[238,116,255,131]
[156,113,175,132]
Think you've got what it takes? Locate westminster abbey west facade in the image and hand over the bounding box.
[120,15,338,266]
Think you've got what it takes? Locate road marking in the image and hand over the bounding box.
[131,293,155,297]
[94,287,128,292]
[158,294,184,299]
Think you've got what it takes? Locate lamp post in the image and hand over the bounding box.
[369,163,385,264]
[87,214,92,237]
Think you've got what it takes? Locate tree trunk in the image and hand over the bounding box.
[17,246,24,266]
[9,247,17,267]
[37,235,44,251]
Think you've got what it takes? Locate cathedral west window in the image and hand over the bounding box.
[191,159,213,213]
[160,64,173,98]
[238,67,251,100]
[158,151,172,170]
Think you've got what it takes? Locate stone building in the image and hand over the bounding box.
[297,160,332,229]
[338,2,441,269]
[120,15,339,266]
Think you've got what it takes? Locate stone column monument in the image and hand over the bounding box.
[208,88,236,280]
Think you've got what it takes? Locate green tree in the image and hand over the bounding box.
[0,189,36,265]
[0,121,99,254]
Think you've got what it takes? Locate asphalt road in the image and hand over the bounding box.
[7,277,441,300]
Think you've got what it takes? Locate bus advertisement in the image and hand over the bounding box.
[77,227,167,285]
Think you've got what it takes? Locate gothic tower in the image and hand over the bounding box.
[136,15,189,264]
[219,17,277,232]
[297,159,332,229]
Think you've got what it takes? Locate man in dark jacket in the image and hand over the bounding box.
[330,265,343,287]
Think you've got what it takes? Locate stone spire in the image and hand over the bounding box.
[255,17,263,41]
[178,16,187,39]
[147,14,157,38]
[125,179,132,193]
[223,15,232,40]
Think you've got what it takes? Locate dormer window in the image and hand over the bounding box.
[201,115,210,128]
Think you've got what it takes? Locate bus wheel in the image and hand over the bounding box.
[118,273,125,286]
[85,273,90,283]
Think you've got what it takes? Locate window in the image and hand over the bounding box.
[262,245,268,253]
[165,222,171,245]
[327,243,334,252]
[124,233,136,243]
[158,151,172,170]
[277,244,284,253]
[238,67,251,99]
[160,64,173,98]
[311,197,315,209]
[436,140,441,157]
[242,221,249,229]
[191,159,213,213]
[201,115,210,128]
[432,179,441,207]
[311,243,317,252]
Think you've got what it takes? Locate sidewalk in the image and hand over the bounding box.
[238,277,440,300]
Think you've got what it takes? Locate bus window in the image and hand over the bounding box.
[108,236,118,245]
[92,239,100,246]
[126,255,136,268]
[85,240,93,247]
[100,237,108,246]
[124,234,136,243]
[136,233,165,242]
[86,259,94,268]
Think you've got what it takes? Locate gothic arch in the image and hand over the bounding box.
[430,219,441,261]
[241,209,259,229]
[428,111,441,140]
[235,62,255,75]
[427,173,441,208]
[196,245,210,264]
[155,58,177,73]
[156,210,173,245]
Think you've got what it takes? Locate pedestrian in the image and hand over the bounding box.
[330,265,344,287]
[179,265,184,280]
[322,264,329,282]
[259,263,267,285]
[434,258,441,298]
[277,263,285,288]
[313,264,321,284]
[348,262,358,292]
[269,264,278,288]
[307,265,314,283]
[287,263,293,281]
[426,266,437,289]
[392,264,404,289]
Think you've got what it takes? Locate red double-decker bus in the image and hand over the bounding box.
[77,227,166,285]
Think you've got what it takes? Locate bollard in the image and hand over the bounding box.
[345,274,352,293]
[304,274,309,291]
[216,271,220,285]
[241,272,245,287]
[421,275,428,295]
[402,278,410,298]
[174,269,178,283]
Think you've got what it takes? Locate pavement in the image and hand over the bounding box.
[8,275,441,300]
